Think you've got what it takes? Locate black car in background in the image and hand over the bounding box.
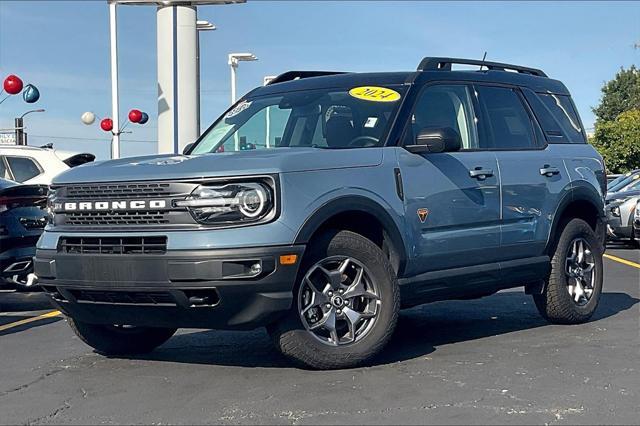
[0,178,48,291]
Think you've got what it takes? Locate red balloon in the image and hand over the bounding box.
[100,118,114,132]
[3,74,23,95]
[128,109,142,123]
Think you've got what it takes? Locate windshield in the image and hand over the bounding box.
[622,178,640,192]
[191,86,406,154]
[609,172,640,192]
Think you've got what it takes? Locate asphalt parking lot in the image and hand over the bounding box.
[0,247,638,425]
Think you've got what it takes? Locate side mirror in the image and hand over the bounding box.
[183,142,195,155]
[406,127,461,154]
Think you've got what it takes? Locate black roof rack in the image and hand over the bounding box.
[267,71,347,85]
[417,57,547,77]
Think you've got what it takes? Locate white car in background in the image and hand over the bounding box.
[0,144,95,185]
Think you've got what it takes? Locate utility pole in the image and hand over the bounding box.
[14,117,24,145]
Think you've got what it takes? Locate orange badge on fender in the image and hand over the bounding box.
[417,208,429,223]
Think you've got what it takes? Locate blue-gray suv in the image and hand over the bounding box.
[36,58,607,369]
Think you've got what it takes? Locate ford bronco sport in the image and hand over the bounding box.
[36,58,606,369]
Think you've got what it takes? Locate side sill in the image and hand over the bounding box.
[399,256,550,308]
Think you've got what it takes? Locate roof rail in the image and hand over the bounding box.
[267,71,347,85]
[417,57,547,77]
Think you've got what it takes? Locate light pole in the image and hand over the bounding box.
[106,1,245,156]
[228,53,257,104]
[263,75,276,148]
[228,53,257,150]
[108,0,120,159]
[15,109,45,146]
[196,20,216,134]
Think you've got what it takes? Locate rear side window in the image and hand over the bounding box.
[6,156,42,182]
[523,89,586,143]
[475,86,537,150]
[538,93,585,143]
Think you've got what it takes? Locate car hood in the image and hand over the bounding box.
[52,148,383,184]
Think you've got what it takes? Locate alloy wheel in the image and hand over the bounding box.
[298,256,380,346]
[565,238,596,306]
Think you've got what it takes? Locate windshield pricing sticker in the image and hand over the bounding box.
[349,86,401,102]
[225,101,252,119]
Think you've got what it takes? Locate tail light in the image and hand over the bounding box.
[0,194,46,213]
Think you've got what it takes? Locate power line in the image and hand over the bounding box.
[29,134,156,143]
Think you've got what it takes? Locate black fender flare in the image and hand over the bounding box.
[546,183,605,253]
[294,195,407,276]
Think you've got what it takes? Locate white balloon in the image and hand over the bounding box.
[81,111,96,125]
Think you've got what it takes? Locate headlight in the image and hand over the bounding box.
[635,203,640,218]
[46,189,57,223]
[175,181,275,225]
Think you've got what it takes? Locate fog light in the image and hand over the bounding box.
[250,262,262,275]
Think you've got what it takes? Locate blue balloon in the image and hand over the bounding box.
[138,112,149,125]
[22,84,40,103]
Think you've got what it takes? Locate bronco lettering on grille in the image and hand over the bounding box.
[55,200,168,212]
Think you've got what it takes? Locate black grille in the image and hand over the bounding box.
[59,236,167,255]
[64,211,170,226]
[69,289,176,306]
[65,183,173,199]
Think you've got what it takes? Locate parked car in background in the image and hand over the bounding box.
[633,203,640,243]
[0,144,95,185]
[616,175,640,194]
[0,178,48,290]
[607,169,640,194]
[605,185,640,247]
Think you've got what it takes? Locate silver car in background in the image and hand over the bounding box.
[606,180,640,247]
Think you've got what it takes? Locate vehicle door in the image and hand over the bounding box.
[397,83,501,275]
[473,84,569,259]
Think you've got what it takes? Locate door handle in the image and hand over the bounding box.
[469,168,494,180]
[540,166,560,177]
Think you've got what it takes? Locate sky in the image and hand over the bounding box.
[0,0,638,160]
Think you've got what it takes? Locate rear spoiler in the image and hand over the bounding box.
[63,153,95,168]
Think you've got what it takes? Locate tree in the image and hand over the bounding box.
[590,109,640,173]
[592,66,640,123]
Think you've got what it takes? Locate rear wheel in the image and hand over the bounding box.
[534,218,603,324]
[268,230,399,369]
[68,318,176,355]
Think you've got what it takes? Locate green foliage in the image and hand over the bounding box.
[590,109,640,173]
[592,66,640,123]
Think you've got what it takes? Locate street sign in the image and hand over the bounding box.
[0,132,16,145]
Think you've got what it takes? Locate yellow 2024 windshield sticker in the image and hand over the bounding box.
[349,86,401,102]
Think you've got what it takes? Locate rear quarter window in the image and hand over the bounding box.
[523,89,586,144]
[6,156,42,182]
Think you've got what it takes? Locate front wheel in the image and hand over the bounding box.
[268,230,400,369]
[534,218,604,324]
[68,318,176,355]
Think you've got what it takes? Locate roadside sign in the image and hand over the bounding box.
[0,132,16,145]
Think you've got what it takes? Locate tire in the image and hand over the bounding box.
[68,318,176,355]
[533,218,604,324]
[268,230,400,370]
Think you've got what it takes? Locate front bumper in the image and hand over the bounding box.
[35,245,305,330]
